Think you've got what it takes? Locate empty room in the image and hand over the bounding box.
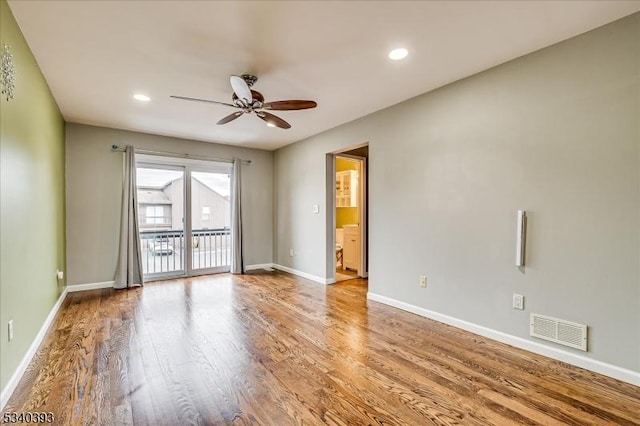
[1,1,639,424]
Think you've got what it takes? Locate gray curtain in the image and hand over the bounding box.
[230,158,244,274]
[114,146,144,288]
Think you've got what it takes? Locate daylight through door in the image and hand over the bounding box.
[136,160,231,280]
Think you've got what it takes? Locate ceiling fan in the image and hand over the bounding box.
[170,74,317,129]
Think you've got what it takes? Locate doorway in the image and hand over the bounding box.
[328,144,368,283]
[136,156,232,281]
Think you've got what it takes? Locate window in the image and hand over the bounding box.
[202,206,211,221]
[146,205,168,224]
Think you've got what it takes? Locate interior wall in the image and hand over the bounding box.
[336,209,358,229]
[274,13,640,372]
[0,0,66,392]
[65,123,273,286]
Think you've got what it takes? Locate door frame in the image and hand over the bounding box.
[326,143,368,282]
[136,161,187,282]
[188,167,232,277]
[136,156,232,281]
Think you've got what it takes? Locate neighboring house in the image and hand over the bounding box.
[137,176,230,232]
[137,187,172,231]
[190,176,231,231]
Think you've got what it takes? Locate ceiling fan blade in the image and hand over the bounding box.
[257,111,291,129]
[230,75,253,103]
[262,100,317,111]
[216,111,244,125]
[170,95,236,108]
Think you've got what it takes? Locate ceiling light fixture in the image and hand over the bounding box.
[388,48,408,61]
[266,122,276,128]
[133,93,150,102]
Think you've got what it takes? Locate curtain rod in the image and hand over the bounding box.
[110,145,251,165]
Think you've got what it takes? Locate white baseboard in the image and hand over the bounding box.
[245,263,336,284]
[66,280,114,292]
[367,292,640,387]
[1,287,69,410]
[245,263,274,272]
[1,280,115,409]
[272,264,332,285]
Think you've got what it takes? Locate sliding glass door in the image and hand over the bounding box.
[137,164,185,280]
[190,171,231,274]
[136,158,231,281]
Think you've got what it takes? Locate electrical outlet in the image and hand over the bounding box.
[56,270,64,280]
[289,249,295,257]
[419,276,427,288]
[513,294,524,310]
[8,320,13,342]
[312,204,319,214]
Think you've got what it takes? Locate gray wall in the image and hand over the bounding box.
[66,123,273,285]
[273,14,639,371]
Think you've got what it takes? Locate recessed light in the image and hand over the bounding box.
[388,48,408,61]
[133,93,151,102]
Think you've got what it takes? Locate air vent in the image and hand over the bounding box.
[530,314,587,351]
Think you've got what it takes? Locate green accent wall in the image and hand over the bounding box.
[0,0,65,392]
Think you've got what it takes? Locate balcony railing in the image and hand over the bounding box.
[140,228,231,275]
[192,228,232,270]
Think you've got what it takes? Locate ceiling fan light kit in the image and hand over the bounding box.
[171,74,317,129]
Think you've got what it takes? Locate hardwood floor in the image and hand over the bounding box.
[335,268,358,282]
[3,270,639,425]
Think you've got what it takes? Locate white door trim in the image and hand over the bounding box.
[328,145,369,281]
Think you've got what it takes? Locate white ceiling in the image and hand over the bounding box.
[8,1,640,151]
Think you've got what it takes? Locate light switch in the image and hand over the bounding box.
[312,204,319,214]
[513,294,524,310]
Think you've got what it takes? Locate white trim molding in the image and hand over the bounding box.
[245,263,275,272]
[1,280,115,409]
[245,263,337,284]
[367,292,640,387]
[1,287,69,410]
[272,264,333,285]
[66,280,114,292]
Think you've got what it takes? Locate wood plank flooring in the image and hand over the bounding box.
[335,268,358,282]
[2,270,639,425]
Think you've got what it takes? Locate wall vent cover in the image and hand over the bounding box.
[530,313,587,351]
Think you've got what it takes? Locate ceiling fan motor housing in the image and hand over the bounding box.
[241,74,258,87]
[232,90,264,104]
